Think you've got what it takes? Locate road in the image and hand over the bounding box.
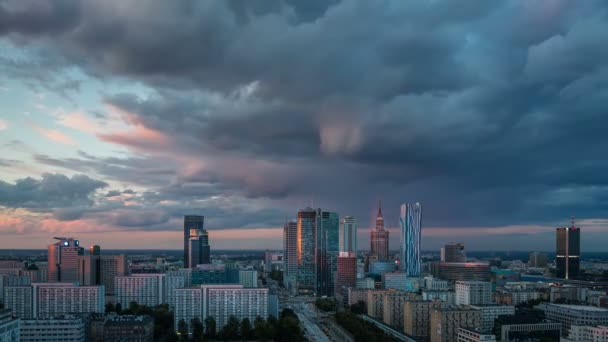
[290,302,331,342]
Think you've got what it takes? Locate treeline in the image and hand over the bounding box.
[335,311,397,342]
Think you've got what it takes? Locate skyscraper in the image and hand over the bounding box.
[188,229,210,268]
[295,208,339,296]
[183,215,204,268]
[556,219,581,279]
[441,242,466,262]
[370,202,389,260]
[339,216,357,254]
[400,202,422,276]
[283,220,298,292]
[47,237,83,283]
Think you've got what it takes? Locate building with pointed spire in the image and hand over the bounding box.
[370,201,389,261]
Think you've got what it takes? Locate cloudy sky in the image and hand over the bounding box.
[1,0,607,251]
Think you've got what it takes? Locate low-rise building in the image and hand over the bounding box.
[457,327,496,342]
[20,316,85,342]
[565,325,608,342]
[455,281,492,305]
[103,315,154,342]
[537,304,608,335]
[423,290,456,305]
[0,309,20,342]
[468,305,515,333]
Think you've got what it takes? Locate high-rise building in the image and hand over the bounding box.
[295,208,339,296]
[528,252,548,268]
[89,245,101,256]
[100,254,128,297]
[339,216,357,254]
[0,274,31,303]
[431,262,491,282]
[4,286,34,318]
[20,316,85,342]
[400,202,422,276]
[430,306,482,342]
[370,202,389,261]
[184,215,205,269]
[335,252,357,303]
[188,229,210,268]
[32,283,104,318]
[0,309,19,342]
[115,274,166,307]
[238,270,258,288]
[556,219,581,279]
[442,242,466,262]
[468,305,515,333]
[47,237,83,283]
[455,281,493,305]
[382,291,414,330]
[283,220,298,291]
[404,300,447,340]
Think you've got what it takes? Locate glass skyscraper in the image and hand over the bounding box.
[339,216,357,253]
[184,215,205,268]
[47,237,83,283]
[556,219,580,279]
[400,202,422,277]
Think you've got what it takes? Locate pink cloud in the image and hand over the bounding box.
[34,126,76,145]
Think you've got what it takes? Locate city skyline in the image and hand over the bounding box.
[2,1,608,251]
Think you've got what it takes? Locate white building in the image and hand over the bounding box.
[567,325,608,342]
[167,269,193,287]
[456,281,492,305]
[457,327,496,342]
[34,283,104,318]
[4,286,34,318]
[383,272,419,292]
[424,276,449,291]
[423,290,456,305]
[356,277,375,289]
[115,274,166,307]
[468,305,515,333]
[537,304,608,334]
[165,275,186,309]
[20,316,85,342]
[174,288,204,334]
[0,309,19,342]
[238,270,258,288]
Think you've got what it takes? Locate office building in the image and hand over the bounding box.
[34,283,104,318]
[335,252,357,302]
[528,252,548,268]
[47,237,83,283]
[400,202,422,276]
[468,305,515,333]
[238,270,258,288]
[339,216,357,254]
[188,228,210,268]
[431,262,491,282]
[283,220,298,292]
[537,304,608,334]
[103,315,154,342]
[430,306,482,342]
[0,309,19,342]
[556,220,581,279]
[442,243,466,262]
[295,208,339,296]
[115,274,165,307]
[424,276,449,291]
[100,254,128,297]
[78,254,100,287]
[457,328,496,342]
[370,202,389,261]
[191,264,230,285]
[183,215,205,269]
[566,325,608,342]
[20,316,85,342]
[404,300,447,340]
[455,281,493,305]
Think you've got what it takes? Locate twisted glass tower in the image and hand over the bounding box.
[400,203,422,276]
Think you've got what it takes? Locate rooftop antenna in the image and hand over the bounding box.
[571,216,575,229]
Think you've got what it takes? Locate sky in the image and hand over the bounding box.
[1,0,607,251]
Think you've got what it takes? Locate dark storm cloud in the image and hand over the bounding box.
[3,0,608,235]
[0,173,107,209]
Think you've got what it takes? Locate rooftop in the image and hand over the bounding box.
[546,304,608,312]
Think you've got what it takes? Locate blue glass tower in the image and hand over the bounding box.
[400,203,422,276]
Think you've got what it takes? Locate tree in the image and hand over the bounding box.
[105,302,116,313]
[315,298,336,312]
[349,300,366,314]
[240,318,252,341]
[204,316,217,340]
[115,303,122,314]
[254,316,270,341]
[220,315,240,341]
[191,317,204,341]
[177,319,188,341]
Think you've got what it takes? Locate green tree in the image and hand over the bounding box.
[105,302,116,313]
[315,298,337,312]
[253,316,270,341]
[220,315,240,341]
[115,303,122,314]
[192,317,204,341]
[177,319,188,341]
[240,318,252,341]
[204,316,217,339]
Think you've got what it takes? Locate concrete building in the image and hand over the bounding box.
[382,291,416,330]
[115,274,165,307]
[173,287,204,334]
[528,252,548,268]
[335,252,357,303]
[166,269,193,288]
[370,202,389,261]
[0,274,31,303]
[4,286,34,318]
[356,277,375,289]
[34,283,104,318]
[424,276,449,291]
[238,270,258,288]
[404,300,447,340]
[457,328,496,342]
[0,309,19,342]
[20,316,85,342]
[468,305,515,333]
[456,281,493,305]
[339,216,357,254]
[566,325,608,342]
[537,304,608,334]
[47,238,83,283]
[423,290,456,305]
[165,275,186,309]
[430,306,482,342]
[442,243,466,262]
[103,315,154,342]
[100,255,128,297]
[494,289,541,306]
[432,262,491,282]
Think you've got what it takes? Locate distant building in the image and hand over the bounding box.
[0,309,19,342]
[183,215,205,269]
[556,221,581,279]
[370,202,389,261]
[468,305,515,333]
[528,252,548,268]
[100,255,128,297]
[383,272,419,292]
[422,290,456,305]
[4,286,34,318]
[457,327,496,342]
[238,270,258,288]
[431,262,491,282]
[369,261,397,275]
[335,252,357,303]
[424,276,449,291]
[47,237,83,283]
[264,251,284,273]
[20,316,85,342]
[192,264,229,285]
[455,281,493,305]
[283,220,298,292]
[339,216,357,254]
[566,325,608,342]
[115,274,166,307]
[404,300,447,340]
[494,289,541,306]
[382,291,415,330]
[430,306,482,342]
[103,315,154,342]
[188,228,210,268]
[356,277,375,289]
[0,275,31,303]
[400,202,422,276]
[537,304,608,335]
[442,243,466,263]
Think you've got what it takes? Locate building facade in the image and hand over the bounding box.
[431,262,491,282]
[455,281,493,305]
[188,228,210,268]
[457,328,496,342]
[0,309,19,342]
[20,316,85,342]
[103,315,154,342]
[400,202,422,276]
[370,203,389,261]
[47,237,83,283]
[207,287,268,330]
[339,216,357,254]
[404,300,447,340]
[538,304,608,334]
[468,305,515,333]
[115,274,165,307]
[238,270,258,288]
[556,222,581,279]
[442,243,466,263]
[33,283,104,318]
[430,307,482,342]
[183,215,205,269]
[335,252,357,301]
